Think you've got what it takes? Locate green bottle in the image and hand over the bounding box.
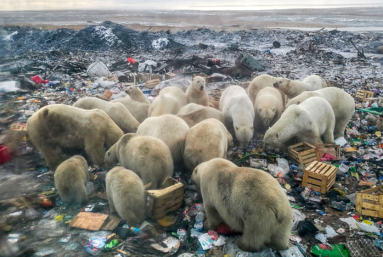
[104,239,118,251]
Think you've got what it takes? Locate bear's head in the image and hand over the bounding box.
[234,123,254,150]
[125,85,138,96]
[273,78,290,90]
[104,143,119,169]
[191,76,206,92]
[227,131,234,148]
[263,127,283,152]
[192,164,203,189]
[257,97,278,127]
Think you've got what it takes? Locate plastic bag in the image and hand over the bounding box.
[311,244,350,257]
[31,75,49,84]
[292,209,306,230]
[87,61,110,77]
[356,221,380,234]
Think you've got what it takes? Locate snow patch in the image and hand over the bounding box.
[4,31,18,41]
[152,38,169,50]
[94,26,120,47]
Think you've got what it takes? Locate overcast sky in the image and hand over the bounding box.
[2,0,383,11]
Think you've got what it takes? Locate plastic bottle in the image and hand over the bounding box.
[194,211,204,231]
[104,239,119,251]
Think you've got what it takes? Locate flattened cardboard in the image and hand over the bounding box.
[69,212,120,231]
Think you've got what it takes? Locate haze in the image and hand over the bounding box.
[2,0,383,11]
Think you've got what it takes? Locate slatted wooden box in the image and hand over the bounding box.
[288,142,321,166]
[355,89,374,102]
[356,186,383,218]
[315,144,341,160]
[302,161,337,194]
[146,177,184,220]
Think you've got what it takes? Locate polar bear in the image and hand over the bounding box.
[27,104,123,170]
[273,75,327,99]
[178,103,205,115]
[104,133,173,189]
[106,167,146,226]
[54,155,89,204]
[137,114,189,164]
[125,85,150,104]
[192,158,292,251]
[254,87,283,132]
[248,74,287,106]
[286,87,355,138]
[111,96,149,123]
[184,119,233,172]
[177,107,224,128]
[264,97,335,151]
[73,97,140,133]
[148,86,188,117]
[219,86,254,149]
[185,76,209,106]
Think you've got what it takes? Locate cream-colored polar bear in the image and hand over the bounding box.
[74,97,140,133]
[148,86,188,116]
[137,114,189,164]
[254,87,283,132]
[273,75,327,99]
[111,96,149,123]
[185,76,209,106]
[104,134,173,189]
[178,103,205,115]
[287,87,355,138]
[54,155,89,205]
[183,119,233,171]
[125,85,150,104]
[220,86,254,149]
[177,107,224,128]
[106,167,145,226]
[247,74,287,106]
[192,158,292,251]
[264,97,335,151]
[27,104,123,170]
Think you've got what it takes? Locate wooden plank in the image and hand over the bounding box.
[301,153,317,160]
[356,193,362,213]
[302,171,309,187]
[361,209,379,218]
[305,161,317,170]
[361,186,383,194]
[362,202,381,211]
[305,142,317,149]
[308,172,323,180]
[307,178,323,187]
[362,194,379,202]
[324,166,336,177]
[307,183,321,193]
[321,176,328,194]
[327,176,336,189]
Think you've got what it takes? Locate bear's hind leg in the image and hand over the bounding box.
[84,137,106,166]
[268,227,290,251]
[321,127,334,144]
[235,220,267,252]
[204,204,223,231]
[107,195,116,213]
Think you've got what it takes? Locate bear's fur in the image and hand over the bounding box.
[248,74,287,106]
[178,103,205,114]
[254,87,283,132]
[192,158,292,251]
[27,104,123,170]
[73,97,140,133]
[106,167,146,225]
[184,119,233,171]
[125,85,150,104]
[104,133,173,189]
[54,155,89,204]
[286,87,355,138]
[264,97,335,151]
[148,86,188,116]
[273,75,327,99]
[137,114,189,164]
[219,86,255,149]
[177,107,225,128]
[111,96,149,123]
[185,76,209,106]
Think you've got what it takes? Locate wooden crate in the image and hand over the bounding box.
[146,177,184,220]
[302,161,337,194]
[145,79,161,89]
[315,144,340,160]
[356,186,383,218]
[288,142,321,166]
[355,89,374,101]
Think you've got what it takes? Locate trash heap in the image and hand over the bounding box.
[0,23,383,257]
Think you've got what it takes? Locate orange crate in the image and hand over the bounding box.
[302,161,337,194]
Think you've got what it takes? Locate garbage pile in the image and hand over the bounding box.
[0,23,383,257]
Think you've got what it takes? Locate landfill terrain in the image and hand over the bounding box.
[0,19,383,257]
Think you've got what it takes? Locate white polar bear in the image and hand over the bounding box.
[177,106,224,128]
[185,76,209,106]
[125,85,150,104]
[273,75,327,99]
[149,86,188,116]
[111,96,149,123]
[247,74,287,106]
[137,114,189,164]
[286,87,355,138]
[220,86,254,149]
[264,97,335,151]
[254,87,283,132]
[183,119,233,171]
[178,103,205,115]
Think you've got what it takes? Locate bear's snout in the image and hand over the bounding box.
[273,82,279,88]
[200,86,204,91]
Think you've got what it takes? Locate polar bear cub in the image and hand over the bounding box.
[220,86,254,149]
[183,119,233,171]
[192,158,292,252]
[264,97,335,151]
[104,133,173,189]
[148,86,188,116]
[106,167,146,226]
[185,76,209,106]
